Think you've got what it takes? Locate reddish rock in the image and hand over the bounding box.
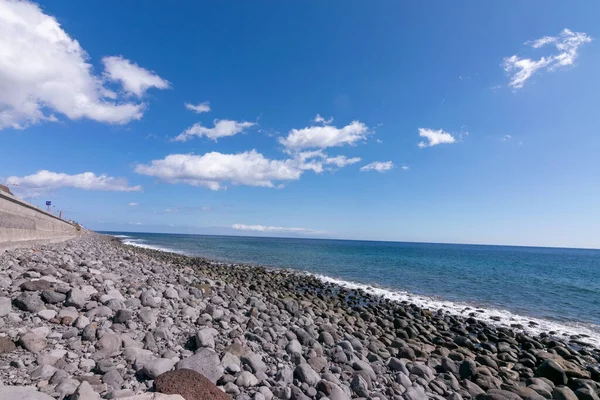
[155,369,230,400]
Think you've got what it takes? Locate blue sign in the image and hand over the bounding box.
[46,201,51,206]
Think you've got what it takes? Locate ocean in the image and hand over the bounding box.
[101,231,600,345]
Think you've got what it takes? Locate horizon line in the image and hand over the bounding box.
[96,229,600,251]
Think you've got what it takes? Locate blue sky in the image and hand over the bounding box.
[1,0,599,248]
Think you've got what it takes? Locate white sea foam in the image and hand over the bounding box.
[121,238,187,255]
[312,273,600,347]
[110,234,130,238]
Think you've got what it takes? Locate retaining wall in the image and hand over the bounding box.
[0,192,77,251]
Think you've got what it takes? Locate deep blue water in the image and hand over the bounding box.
[101,231,600,342]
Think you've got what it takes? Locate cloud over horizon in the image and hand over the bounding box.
[4,170,142,196]
[232,223,323,234]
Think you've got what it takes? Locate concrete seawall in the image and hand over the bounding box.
[0,191,78,251]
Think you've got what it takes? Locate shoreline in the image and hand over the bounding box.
[1,233,599,400]
[117,234,600,349]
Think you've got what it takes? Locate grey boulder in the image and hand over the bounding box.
[176,348,223,383]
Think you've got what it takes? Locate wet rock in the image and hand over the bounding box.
[552,387,578,400]
[536,360,568,386]
[460,359,477,380]
[574,388,600,400]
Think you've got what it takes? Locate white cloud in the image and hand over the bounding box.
[135,149,360,190]
[401,165,409,171]
[135,150,303,190]
[323,155,361,168]
[417,128,456,148]
[185,102,211,114]
[129,222,143,225]
[174,119,256,142]
[0,1,169,130]
[502,134,512,141]
[294,150,360,173]
[232,224,322,234]
[504,29,592,89]
[360,161,394,172]
[128,202,139,206]
[313,114,333,124]
[4,170,142,196]
[102,56,169,97]
[279,120,370,150]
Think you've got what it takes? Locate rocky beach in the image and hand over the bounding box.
[1,233,599,400]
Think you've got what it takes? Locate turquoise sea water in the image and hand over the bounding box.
[101,231,600,344]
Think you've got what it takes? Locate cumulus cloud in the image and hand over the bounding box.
[401,165,409,171]
[360,161,394,172]
[174,119,256,142]
[0,0,168,130]
[232,224,322,234]
[128,202,139,206]
[279,120,370,150]
[313,114,333,124]
[503,29,591,89]
[102,56,169,97]
[417,128,456,148]
[135,150,360,190]
[4,170,142,196]
[185,102,211,114]
[135,150,303,190]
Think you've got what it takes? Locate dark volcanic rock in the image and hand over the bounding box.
[20,279,52,292]
[13,292,46,312]
[552,386,578,400]
[155,369,230,400]
[536,360,568,386]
